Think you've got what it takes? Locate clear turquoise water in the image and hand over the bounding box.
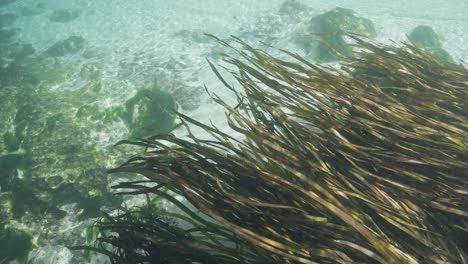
[1,0,467,263]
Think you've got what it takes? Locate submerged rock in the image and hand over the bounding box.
[3,131,20,152]
[173,29,211,44]
[125,88,177,138]
[49,8,81,23]
[45,36,85,57]
[0,43,35,61]
[0,0,15,7]
[0,13,16,28]
[408,25,453,62]
[171,85,203,111]
[309,7,376,61]
[0,28,17,43]
[21,4,47,17]
[0,227,33,263]
[278,0,310,17]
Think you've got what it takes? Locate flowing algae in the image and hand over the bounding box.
[79,36,468,263]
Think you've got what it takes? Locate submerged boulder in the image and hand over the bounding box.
[309,7,376,62]
[278,0,309,17]
[125,88,177,138]
[0,0,15,7]
[0,13,16,28]
[21,4,47,17]
[0,28,17,43]
[408,25,453,62]
[49,8,81,23]
[45,36,85,57]
[0,227,33,263]
[0,43,35,61]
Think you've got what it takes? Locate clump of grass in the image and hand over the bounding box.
[95,36,467,263]
[71,182,276,263]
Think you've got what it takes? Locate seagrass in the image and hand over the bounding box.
[95,37,467,263]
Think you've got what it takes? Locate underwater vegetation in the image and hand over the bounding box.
[88,36,468,263]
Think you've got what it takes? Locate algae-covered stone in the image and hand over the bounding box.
[0,153,26,185]
[173,29,211,44]
[12,43,35,60]
[79,63,101,81]
[45,36,85,57]
[0,0,15,7]
[3,131,21,152]
[103,106,127,124]
[125,88,177,138]
[172,85,203,111]
[76,103,127,125]
[1,43,35,61]
[0,13,16,28]
[76,103,99,119]
[23,56,74,85]
[0,55,70,87]
[310,7,376,62]
[0,228,33,263]
[0,28,17,43]
[408,25,453,62]
[37,113,66,140]
[21,3,46,17]
[49,8,81,23]
[278,0,309,17]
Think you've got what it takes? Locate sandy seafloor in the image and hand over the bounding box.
[1,0,467,263]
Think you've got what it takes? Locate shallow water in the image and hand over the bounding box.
[0,0,467,263]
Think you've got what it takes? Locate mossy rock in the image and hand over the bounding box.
[11,43,35,60]
[0,194,13,227]
[24,56,73,85]
[310,7,376,62]
[21,4,46,17]
[49,9,81,23]
[0,228,33,263]
[0,28,17,43]
[45,36,85,57]
[79,63,101,81]
[1,43,35,61]
[125,88,177,138]
[408,25,453,62]
[76,104,126,124]
[0,61,34,86]
[37,113,66,141]
[173,30,211,44]
[0,56,68,87]
[10,177,49,217]
[103,106,127,124]
[0,13,16,28]
[76,103,99,119]
[0,0,15,7]
[278,0,309,16]
[3,131,21,152]
[0,153,27,185]
[50,168,122,218]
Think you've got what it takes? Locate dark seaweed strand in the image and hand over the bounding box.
[100,38,467,263]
